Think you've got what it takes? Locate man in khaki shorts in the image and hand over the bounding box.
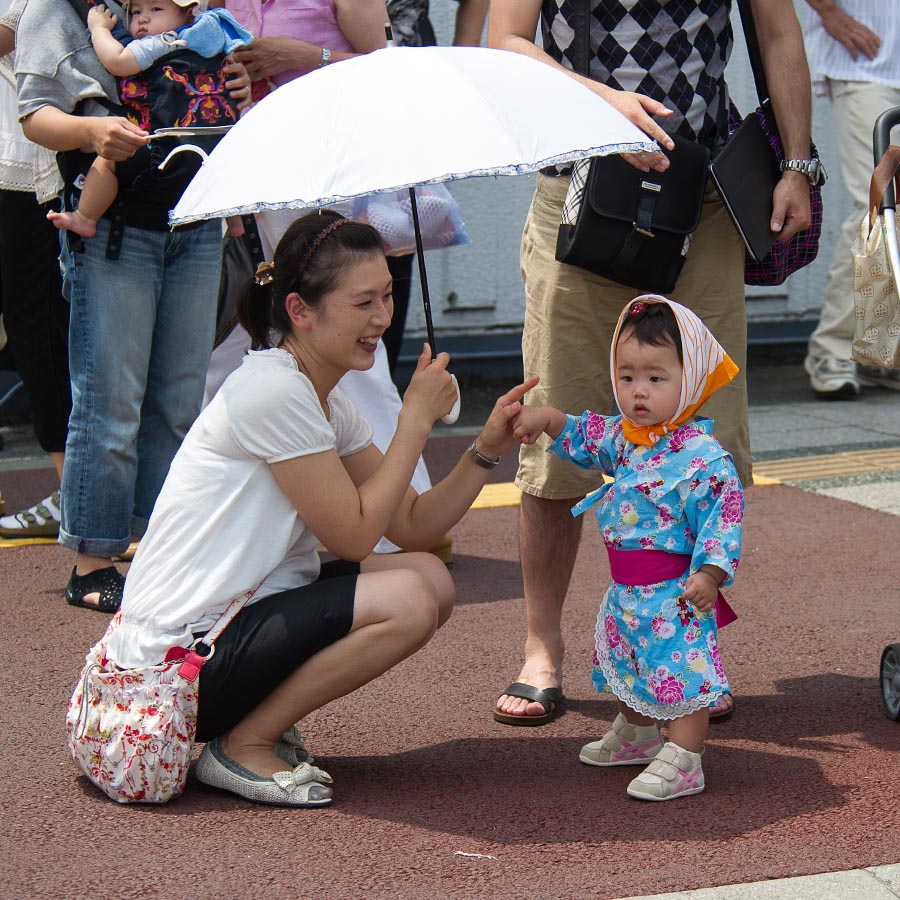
[489,0,815,725]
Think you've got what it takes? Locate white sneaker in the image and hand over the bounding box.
[858,364,900,391]
[0,491,61,538]
[626,741,705,801]
[805,356,860,399]
[579,713,663,767]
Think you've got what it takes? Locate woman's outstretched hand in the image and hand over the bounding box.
[475,375,540,458]
[401,344,459,431]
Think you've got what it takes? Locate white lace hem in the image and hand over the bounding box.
[593,618,727,721]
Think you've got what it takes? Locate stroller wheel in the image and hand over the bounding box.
[880,643,900,721]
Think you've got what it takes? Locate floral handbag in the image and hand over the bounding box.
[851,145,900,369]
[65,592,253,804]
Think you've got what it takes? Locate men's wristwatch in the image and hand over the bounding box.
[318,47,333,67]
[780,157,828,186]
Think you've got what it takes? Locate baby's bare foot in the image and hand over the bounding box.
[47,209,97,238]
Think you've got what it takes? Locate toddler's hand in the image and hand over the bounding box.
[512,406,552,445]
[88,5,117,32]
[683,570,719,613]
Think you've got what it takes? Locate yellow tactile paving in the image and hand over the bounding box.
[752,446,900,483]
[0,536,56,548]
[470,446,900,508]
[4,446,899,543]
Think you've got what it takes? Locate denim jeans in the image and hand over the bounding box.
[59,218,221,557]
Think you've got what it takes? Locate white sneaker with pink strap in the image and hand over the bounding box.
[626,741,705,801]
[579,713,663,767]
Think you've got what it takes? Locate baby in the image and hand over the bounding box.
[48,0,251,237]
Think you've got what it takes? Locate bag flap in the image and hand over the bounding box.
[586,135,711,234]
[710,113,780,262]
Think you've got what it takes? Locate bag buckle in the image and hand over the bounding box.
[633,181,661,237]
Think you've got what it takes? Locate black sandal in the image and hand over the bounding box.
[493,681,564,726]
[65,566,125,613]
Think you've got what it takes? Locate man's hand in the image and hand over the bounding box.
[233,37,312,81]
[818,5,880,61]
[595,88,675,173]
[771,171,812,241]
[222,58,252,109]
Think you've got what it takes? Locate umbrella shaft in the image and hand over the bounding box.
[408,187,437,357]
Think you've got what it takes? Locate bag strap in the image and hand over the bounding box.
[170,586,260,681]
[574,0,591,78]
[198,586,259,650]
[734,0,779,137]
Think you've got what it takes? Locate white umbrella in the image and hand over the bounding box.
[170,45,656,419]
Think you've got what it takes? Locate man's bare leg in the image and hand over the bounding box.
[496,492,583,719]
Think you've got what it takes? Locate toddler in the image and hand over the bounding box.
[512,295,743,801]
[48,0,251,237]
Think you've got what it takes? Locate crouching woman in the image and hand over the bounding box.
[103,210,533,807]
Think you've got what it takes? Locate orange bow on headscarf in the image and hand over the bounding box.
[610,294,739,446]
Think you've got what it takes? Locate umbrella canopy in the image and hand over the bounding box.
[170,45,656,225]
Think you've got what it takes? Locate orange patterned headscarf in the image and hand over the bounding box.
[610,294,739,446]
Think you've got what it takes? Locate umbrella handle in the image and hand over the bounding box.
[157,144,209,171]
[441,373,461,425]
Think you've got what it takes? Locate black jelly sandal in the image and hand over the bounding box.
[493,681,564,726]
[65,565,125,613]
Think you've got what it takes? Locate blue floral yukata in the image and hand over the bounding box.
[548,412,743,720]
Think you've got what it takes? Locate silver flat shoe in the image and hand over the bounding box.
[274,725,313,766]
[195,738,333,807]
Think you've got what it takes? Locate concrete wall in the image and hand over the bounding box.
[399,1,851,362]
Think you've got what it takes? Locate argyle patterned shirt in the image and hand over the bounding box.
[541,0,733,149]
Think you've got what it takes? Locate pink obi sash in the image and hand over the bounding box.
[606,548,737,628]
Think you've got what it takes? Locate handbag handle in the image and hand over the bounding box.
[867,145,900,231]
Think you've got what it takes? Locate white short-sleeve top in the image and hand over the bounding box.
[106,349,373,669]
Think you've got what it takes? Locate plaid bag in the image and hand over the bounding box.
[730,104,824,286]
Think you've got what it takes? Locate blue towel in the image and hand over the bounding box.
[178,8,253,57]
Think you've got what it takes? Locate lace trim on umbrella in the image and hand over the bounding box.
[169,141,656,226]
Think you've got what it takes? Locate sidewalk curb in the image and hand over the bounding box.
[613,864,900,900]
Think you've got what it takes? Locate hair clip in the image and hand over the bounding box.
[629,301,646,315]
[254,261,275,285]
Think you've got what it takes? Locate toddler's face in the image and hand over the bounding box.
[128,0,191,39]
[614,330,682,427]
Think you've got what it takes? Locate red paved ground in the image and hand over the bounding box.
[1,442,899,899]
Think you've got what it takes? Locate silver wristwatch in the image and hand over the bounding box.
[317,47,333,67]
[780,157,827,186]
